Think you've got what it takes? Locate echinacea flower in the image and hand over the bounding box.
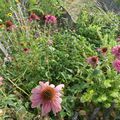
[45,15,57,24]
[112,45,120,59]
[5,20,15,31]
[87,56,99,67]
[29,13,40,22]
[23,48,30,53]
[30,81,64,116]
[97,47,108,55]
[113,59,120,72]
[101,47,108,54]
[0,77,4,86]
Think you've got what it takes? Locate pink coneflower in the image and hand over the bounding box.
[101,47,108,53]
[112,45,120,59]
[30,81,64,116]
[97,47,108,55]
[0,77,4,86]
[87,56,99,67]
[5,20,15,31]
[23,48,30,53]
[113,59,120,72]
[45,15,57,24]
[29,13,40,22]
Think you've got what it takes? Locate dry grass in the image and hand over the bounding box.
[63,0,95,22]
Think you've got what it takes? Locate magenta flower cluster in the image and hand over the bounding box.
[87,45,120,73]
[29,13,57,24]
[112,45,120,59]
[112,45,120,72]
[5,13,57,31]
[45,15,57,24]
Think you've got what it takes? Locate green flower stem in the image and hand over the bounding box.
[7,78,29,97]
[0,89,6,97]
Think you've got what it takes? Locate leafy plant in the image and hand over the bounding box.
[1,1,120,120]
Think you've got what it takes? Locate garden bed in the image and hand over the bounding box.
[0,0,120,120]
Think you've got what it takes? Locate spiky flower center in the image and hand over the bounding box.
[102,47,107,53]
[6,21,13,27]
[31,14,36,19]
[41,87,56,101]
[30,13,39,20]
[91,57,98,63]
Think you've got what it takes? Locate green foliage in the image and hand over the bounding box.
[0,93,34,119]
[0,0,17,21]
[27,0,62,16]
[76,7,119,47]
[0,1,120,120]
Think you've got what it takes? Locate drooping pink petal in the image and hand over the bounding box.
[51,101,61,116]
[42,102,51,116]
[39,81,49,88]
[44,82,49,86]
[112,45,120,59]
[55,84,64,92]
[113,59,120,72]
[31,98,41,108]
[50,84,55,88]
[56,97,62,103]
[31,87,41,93]
[30,94,41,101]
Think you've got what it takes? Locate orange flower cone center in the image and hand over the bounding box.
[31,14,36,19]
[102,47,107,53]
[41,87,56,101]
[91,57,98,63]
[6,21,13,27]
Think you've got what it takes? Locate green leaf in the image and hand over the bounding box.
[103,80,111,88]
